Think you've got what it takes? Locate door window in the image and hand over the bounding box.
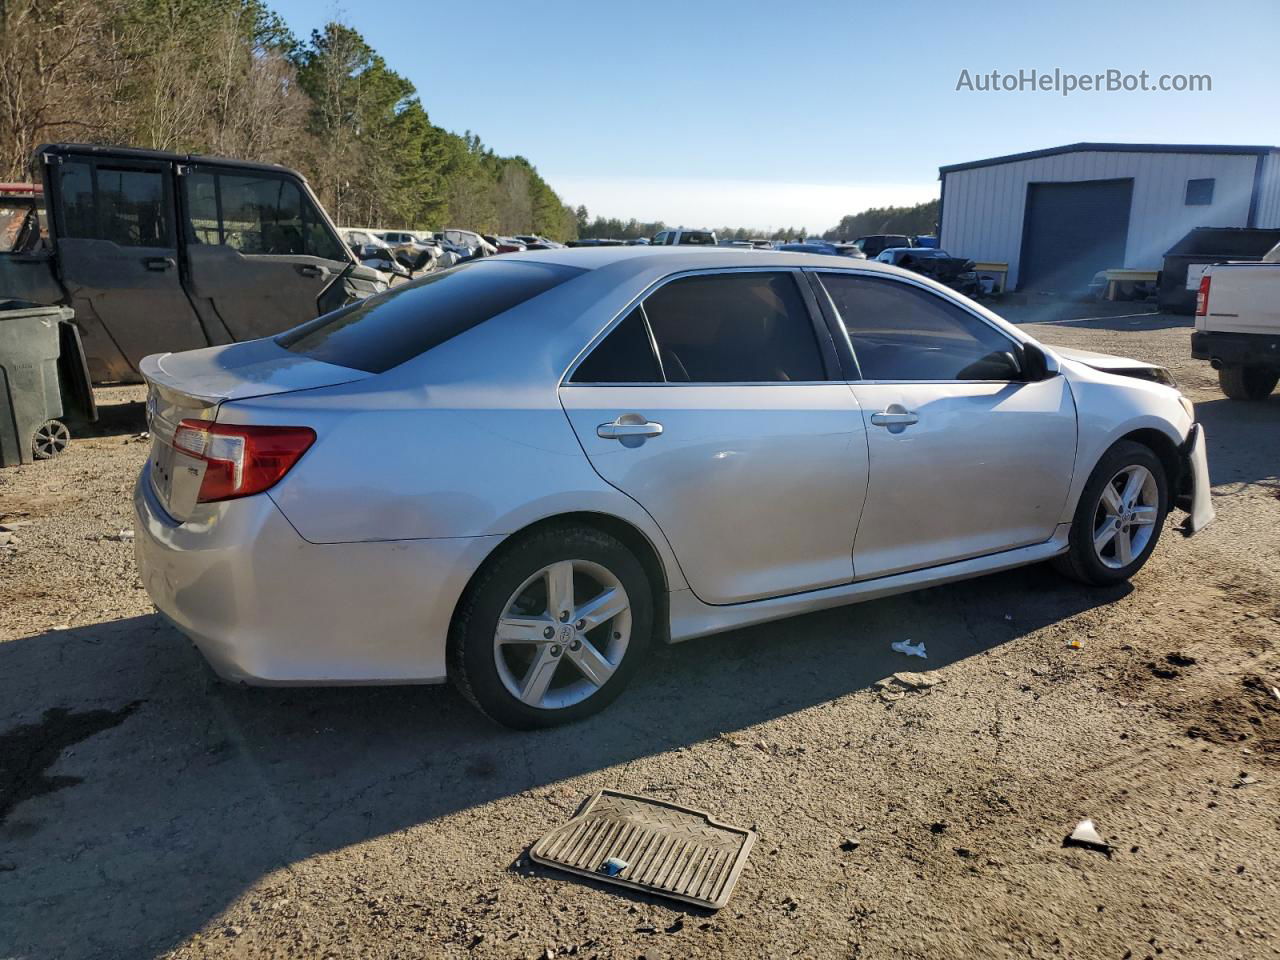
[819,273,1019,381]
[641,271,825,382]
[570,307,662,383]
[181,169,346,261]
[58,160,171,247]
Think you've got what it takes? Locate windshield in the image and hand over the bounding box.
[279,259,584,373]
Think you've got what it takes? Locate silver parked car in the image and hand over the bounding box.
[133,247,1214,728]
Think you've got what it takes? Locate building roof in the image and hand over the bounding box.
[939,142,1278,176]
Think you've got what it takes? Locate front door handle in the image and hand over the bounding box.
[297,264,326,278]
[143,256,175,272]
[870,404,919,432]
[597,414,663,445]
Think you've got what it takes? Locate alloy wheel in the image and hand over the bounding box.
[493,559,631,710]
[1091,464,1158,569]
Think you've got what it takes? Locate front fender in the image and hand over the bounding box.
[1059,360,1193,524]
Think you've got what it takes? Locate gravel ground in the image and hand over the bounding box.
[1,306,1277,960]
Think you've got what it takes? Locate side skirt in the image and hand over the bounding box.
[667,526,1071,643]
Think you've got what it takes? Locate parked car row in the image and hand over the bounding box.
[343,227,568,277]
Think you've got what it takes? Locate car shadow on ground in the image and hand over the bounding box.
[1194,394,1280,490]
[0,564,1128,958]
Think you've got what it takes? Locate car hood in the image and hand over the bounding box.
[1048,345,1159,372]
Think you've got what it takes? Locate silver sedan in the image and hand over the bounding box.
[133,247,1214,727]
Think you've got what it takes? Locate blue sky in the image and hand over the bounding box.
[272,0,1276,230]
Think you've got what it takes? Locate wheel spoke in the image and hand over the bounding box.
[1100,484,1124,517]
[1093,521,1118,554]
[519,644,559,705]
[565,637,615,687]
[496,615,553,645]
[1120,468,1146,508]
[545,561,575,620]
[574,586,628,632]
[1130,505,1158,526]
[1115,528,1134,565]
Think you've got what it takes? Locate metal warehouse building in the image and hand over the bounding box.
[937,142,1280,292]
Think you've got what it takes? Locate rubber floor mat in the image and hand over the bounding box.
[529,789,755,909]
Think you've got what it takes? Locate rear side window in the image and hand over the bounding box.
[641,272,825,382]
[571,308,661,383]
[819,273,1016,381]
[58,160,172,247]
[677,231,715,245]
[280,259,584,373]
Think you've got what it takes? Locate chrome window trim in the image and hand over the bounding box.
[561,266,835,388]
[807,267,1034,386]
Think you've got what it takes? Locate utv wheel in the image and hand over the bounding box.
[1053,441,1168,586]
[1218,364,1278,401]
[449,524,653,729]
[32,419,71,460]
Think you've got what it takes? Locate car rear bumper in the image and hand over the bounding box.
[1191,330,1280,369]
[132,467,500,684]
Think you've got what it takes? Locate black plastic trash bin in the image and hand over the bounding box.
[0,303,76,466]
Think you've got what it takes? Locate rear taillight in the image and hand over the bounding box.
[173,419,315,503]
[1196,275,1211,316]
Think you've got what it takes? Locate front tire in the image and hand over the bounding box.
[1053,441,1168,586]
[1218,364,1278,401]
[449,524,653,729]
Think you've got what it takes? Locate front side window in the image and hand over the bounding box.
[819,273,1019,381]
[182,169,345,261]
[641,271,825,383]
[280,259,584,373]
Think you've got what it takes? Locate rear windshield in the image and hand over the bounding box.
[278,259,584,373]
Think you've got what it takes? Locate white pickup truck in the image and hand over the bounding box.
[1192,241,1280,400]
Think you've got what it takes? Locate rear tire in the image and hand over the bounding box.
[1053,441,1168,586]
[449,524,653,729]
[1218,364,1278,401]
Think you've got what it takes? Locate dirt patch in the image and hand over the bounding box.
[0,702,142,822]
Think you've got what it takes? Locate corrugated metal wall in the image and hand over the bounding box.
[1256,151,1280,229]
[940,150,1263,288]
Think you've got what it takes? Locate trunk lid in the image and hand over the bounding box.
[140,338,367,521]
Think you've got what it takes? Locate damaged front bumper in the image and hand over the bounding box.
[1177,422,1215,537]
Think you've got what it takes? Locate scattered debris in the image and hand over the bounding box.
[0,532,14,546]
[1271,686,1280,703]
[1063,819,1113,856]
[107,529,135,542]
[598,857,628,877]
[890,639,927,659]
[839,838,860,852]
[1233,772,1260,789]
[1166,652,1197,667]
[1066,639,1084,650]
[873,670,944,703]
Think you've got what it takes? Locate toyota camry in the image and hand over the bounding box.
[133,247,1214,728]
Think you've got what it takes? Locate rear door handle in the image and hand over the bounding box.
[297,264,326,278]
[870,405,919,432]
[143,256,175,272]
[597,415,663,443]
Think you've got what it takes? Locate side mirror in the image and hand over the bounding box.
[1020,342,1052,381]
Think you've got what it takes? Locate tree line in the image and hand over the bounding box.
[576,198,938,244]
[0,0,938,244]
[0,0,577,239]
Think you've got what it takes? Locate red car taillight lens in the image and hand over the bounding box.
[172,420,316,503]
[1196,275,1211,316]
